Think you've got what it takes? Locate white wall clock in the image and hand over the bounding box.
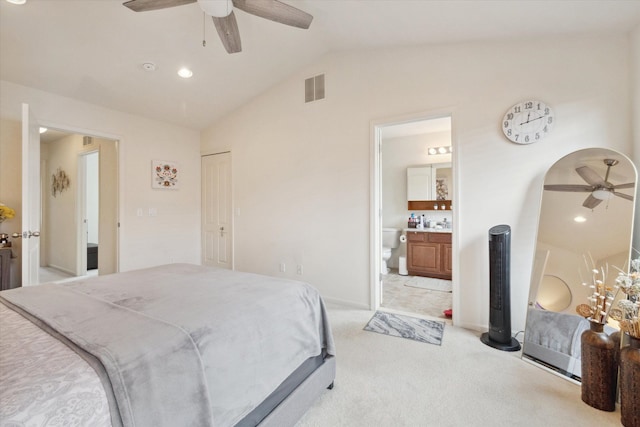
[502,100,555,144]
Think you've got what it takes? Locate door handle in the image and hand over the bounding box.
[12,231,41,239]
[219,226,225,237]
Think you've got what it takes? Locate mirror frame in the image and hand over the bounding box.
[522,147,637,382]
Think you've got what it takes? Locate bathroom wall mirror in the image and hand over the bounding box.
[522,148,637,381]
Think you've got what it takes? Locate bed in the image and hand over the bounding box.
[0,263,336,427]
[522,307,616,380]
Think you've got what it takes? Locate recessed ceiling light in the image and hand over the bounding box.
[142,62,157,72]
[39,127,48,134]
[178,67,193,79]
[574,216,587,223]
[6,0,27,5]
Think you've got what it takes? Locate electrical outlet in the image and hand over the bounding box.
[279,263,286,273]
[297,264,303,275]
[136,208,143,217]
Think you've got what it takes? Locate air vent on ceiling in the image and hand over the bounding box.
[305,74,325,103]
[83,136,93,146]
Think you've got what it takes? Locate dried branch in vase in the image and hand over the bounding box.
[575,255,619,325]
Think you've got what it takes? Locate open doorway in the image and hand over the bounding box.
[371,112,457,323]
[39,130,118,283]
[80,151,99,276]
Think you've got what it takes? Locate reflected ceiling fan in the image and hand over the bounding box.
[123,0,313,54]
[544,159,635,209]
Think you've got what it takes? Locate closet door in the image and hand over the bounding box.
[202,152,232,269]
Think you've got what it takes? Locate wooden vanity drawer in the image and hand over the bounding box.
[428,232,451,243]
[406,231,427,242]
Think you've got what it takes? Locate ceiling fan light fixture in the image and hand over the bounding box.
[574,216,587,223]
[197,0,232,17]
[592,188,613,201]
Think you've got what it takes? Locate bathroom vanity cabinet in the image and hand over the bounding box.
[406,231,452,279]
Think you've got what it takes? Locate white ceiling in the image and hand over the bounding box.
[2,0,640,131]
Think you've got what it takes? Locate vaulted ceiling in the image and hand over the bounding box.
[2,0,640,130]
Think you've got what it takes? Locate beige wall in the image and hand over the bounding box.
[0,81,202,279]
[202,34,635,332]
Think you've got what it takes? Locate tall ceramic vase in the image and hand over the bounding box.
[580,321,618,411]
[620,335,640,427]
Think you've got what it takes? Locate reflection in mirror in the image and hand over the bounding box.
[522,148,637,382]
[536,275,572,312]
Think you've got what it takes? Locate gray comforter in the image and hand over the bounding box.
[0,264,335,427]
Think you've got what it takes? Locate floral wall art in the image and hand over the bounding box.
[152,160,179,189]
[51,167,70,197]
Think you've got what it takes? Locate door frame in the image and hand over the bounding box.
[370,108,460,325]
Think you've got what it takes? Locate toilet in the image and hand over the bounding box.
[381,228,401,274]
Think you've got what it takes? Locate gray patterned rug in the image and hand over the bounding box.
[364,311,445,346]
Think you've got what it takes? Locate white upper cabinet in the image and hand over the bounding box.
[407,163,452,201]
[407,166,432,201]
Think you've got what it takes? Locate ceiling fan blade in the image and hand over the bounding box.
[612,182,636,190]
[613,191,634,201]
[233,0,313,29]
[543,184,593,192]
[213,12,242,54]
[123,0,195,12]
[576,166,606,187]
[582,194,602,209]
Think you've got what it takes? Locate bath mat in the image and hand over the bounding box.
[403,276,452,292]
[364,311,444,346]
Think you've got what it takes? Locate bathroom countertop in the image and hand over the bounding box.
[404,228,452,233]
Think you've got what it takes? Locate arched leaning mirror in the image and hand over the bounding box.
[522,148,637,382]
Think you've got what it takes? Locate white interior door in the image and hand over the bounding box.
[21,103,41,285]
[202,152,232,269]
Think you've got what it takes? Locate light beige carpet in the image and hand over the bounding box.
[296,304,620,427]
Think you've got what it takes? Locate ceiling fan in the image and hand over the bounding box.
[544,158,635,209]
[123,0,313,54]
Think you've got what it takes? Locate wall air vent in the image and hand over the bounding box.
[305,74,325,103]
[83,136,93,146]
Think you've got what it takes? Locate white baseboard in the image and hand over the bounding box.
[46,264,75,276]
[323,296,370,311]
